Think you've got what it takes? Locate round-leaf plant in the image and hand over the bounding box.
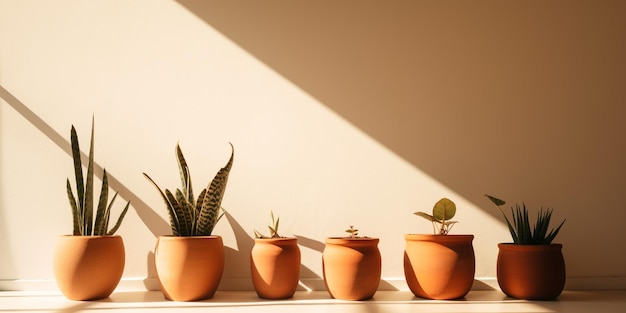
[414,198,458,235]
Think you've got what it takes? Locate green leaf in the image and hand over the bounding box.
[70,126,85,213]
[176,188,195,235]
[414,211,435,221]
[66,178,82,235]
[484,194,506,206]
[196,144,233,236]
[433,198,456,221]
[107,200,130,235]
[166,189,189,236]
[176,144,194,205]
[82,118,95,235]
[93,169,110,236]
[144,173,180,236]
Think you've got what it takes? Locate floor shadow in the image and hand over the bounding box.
[0,85,170,237]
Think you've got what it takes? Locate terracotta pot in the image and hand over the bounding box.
[53,235,125,300]
[154,236,225,301]
[404,234,475,300]
[250,237,301,299]
[322,237,381,300]
[497,243,565,300]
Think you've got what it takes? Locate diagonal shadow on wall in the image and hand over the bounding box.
[0,85,171,237]
[175,0,626,221]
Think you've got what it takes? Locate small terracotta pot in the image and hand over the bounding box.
[404,234,475,300]
[497,243,565,300]
[53,235,125,300]
[250,237,301,299]
[154,236,225,301]
[322,237,381,300]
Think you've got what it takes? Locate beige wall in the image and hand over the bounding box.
[1,0,624,290]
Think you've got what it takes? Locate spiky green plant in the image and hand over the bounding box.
[254,210,282,239]
[414,198,458,235]
[67,119,130,236]
[143,143,234,236]
[485,194,566,245]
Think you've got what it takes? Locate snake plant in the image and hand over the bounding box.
[143,143,234,236]
[414,198,458,235]
[485,194,566,244]
[66,118,130,236]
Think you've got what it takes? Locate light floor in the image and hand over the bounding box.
[1,290,625,313]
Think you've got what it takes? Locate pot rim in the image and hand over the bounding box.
[404,234,474,240]
[157,235,222,240]
[325,237,379,245]
[498,242,563,251]
[58,235,123,239]
[254,237,298,242]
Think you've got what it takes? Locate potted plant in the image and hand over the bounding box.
[322,226,381,300]
[404,198,475,300]
[53,118,130,301]
[485,194,566,300]
[250,211,301,299]
[144,143,234,301]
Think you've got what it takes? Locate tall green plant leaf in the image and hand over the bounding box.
[82,119,95,235]
[70,126,85,215]
[66,179,81,235]
[175,188,195,235]
[196,145,233,236]
[107,200,130,235]
[93,169,109,235]
[176,144,194,204]
[144,173,181,236]
[166,189,189,236]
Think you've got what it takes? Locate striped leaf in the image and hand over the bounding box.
[166,189,189,236]
[175,188,196,235]
[196,144,233,236]
[144,173,180,236]
[176,144,194,204]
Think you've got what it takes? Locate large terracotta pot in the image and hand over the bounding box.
[250,237,301,299]
[53,235,125,300]
[404,234,475,300]
[497,243,565,300]
[154,236,225,301]
[322,237,381,300]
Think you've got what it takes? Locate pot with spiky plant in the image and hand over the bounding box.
[54,118,130,301]
[322,226,381,300]
[144,143,233,301]
[250,211,301,299]
[404,198,475,300]
[485,194,566,300]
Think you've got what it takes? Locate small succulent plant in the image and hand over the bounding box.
[66,118,130,236]
[345,225,359,238]
[414,198,458,235]
[485,194,566,245]
[254,210,282,239]
[144,143,234,236]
